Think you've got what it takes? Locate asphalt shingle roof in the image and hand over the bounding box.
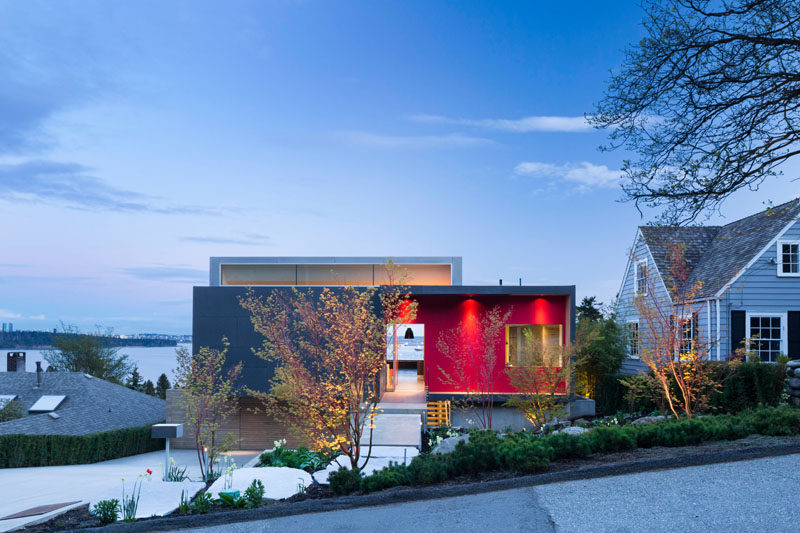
[0,371,165,435]
[639,199,800,299]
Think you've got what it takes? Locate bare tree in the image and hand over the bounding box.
[592,0,800,224]
[436,306,511,429]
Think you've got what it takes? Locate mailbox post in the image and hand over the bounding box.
[151,423,183,481]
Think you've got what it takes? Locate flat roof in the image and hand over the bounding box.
[407,285,575,296]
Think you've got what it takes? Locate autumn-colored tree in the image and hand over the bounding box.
[505,332,574,428]
[634,243,738,419]
[240,284,400,470]
[381,260,418,392]
[436,306,511,430]
[174,340,242,481]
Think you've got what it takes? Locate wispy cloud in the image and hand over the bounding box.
[0,308,45,320]
[0,160,217,214]
[513,161,622,192]
[122,266,207,283]
[410,114,592,133]
[337,131,496,149]
[180,233,270,245]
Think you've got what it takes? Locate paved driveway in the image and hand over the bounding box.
[181,453,800,533]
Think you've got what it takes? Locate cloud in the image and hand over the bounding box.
[122,266,207,283]
[180,233,270,245]
[0,309,45,320]
[513,161,622,191]
[410,114,592,133]
[0,160,217,214]
[337,131,496,148]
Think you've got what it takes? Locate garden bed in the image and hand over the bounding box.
[24,431,800,531]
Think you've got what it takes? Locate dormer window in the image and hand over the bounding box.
[777,240,800,277]
[634,259,649,296]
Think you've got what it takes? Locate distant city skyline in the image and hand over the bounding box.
[1,1,796,334]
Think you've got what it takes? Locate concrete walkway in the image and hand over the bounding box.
[0,449,259,532]
[179,453,800,533]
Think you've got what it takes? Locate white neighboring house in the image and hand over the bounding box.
[616,198,800,372]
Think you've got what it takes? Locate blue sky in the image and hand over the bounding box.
[0,1,796,334]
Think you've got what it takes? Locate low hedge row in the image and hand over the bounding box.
[330,406,800,495]
[0,424,164,468]
[596,362,786,416]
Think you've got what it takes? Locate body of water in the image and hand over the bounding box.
[0,343,190,384]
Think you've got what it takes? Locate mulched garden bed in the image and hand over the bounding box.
[23,433,800,531]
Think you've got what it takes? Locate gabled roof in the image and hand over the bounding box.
[637,198,800,299]
[0,371,164,435]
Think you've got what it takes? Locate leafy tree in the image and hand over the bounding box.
[240,285,397,471]
[633,243,740,418]
[0,399,25,422]
[156,373,171,400]
[126,366,143,392]
[436,306,512,430]
[143,379,156,396]
[43,324,132,384]
[592,0,800,223]
[174,341,243,481]
[576,296,603,322]
[505,331,576,428]
[574,314,628,399]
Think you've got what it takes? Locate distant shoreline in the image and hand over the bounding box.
[0,331,182,350]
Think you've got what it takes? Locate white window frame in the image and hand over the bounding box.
[634,259,648,296]
[626,320,640,359]
[677,312,698,357]
[777,240,800,277]
[745,311,787,363]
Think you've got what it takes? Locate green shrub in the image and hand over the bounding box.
[329,467,362,495]
[243,479,265,508]
[710,362,785,412]
[585,425,636,453]
[190,492,213,514]
[541,432,592,460]
[407,453,451,485]
[352,406,800,496]
[595,373,631,415]
[498,437,550,473]
[259,445,331,473]
[91,499,119,525]
[0,425,164,468]
[360,463,411,493]
[448,430,502,475]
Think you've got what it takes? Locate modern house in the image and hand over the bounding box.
[167,256,578,449]
[0,356,165,435]
[617,198,800,370]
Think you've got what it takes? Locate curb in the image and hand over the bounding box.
[79,442,800,532]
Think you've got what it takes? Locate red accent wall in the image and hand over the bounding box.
[409,294,569,394]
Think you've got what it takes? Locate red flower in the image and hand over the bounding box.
[146,468,152,475]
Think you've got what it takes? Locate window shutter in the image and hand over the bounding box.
[788,311,800,360]
[730,310,746,355]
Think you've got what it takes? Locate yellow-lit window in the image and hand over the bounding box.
[505,324,562,366]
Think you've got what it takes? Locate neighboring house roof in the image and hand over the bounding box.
[637,198,800,299]
[0,371,165,436]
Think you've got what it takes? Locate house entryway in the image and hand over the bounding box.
[365,369,426,448]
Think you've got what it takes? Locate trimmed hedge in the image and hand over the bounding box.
[332,406,800,495]
[596,362,786,416]
[0,424,164,468]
